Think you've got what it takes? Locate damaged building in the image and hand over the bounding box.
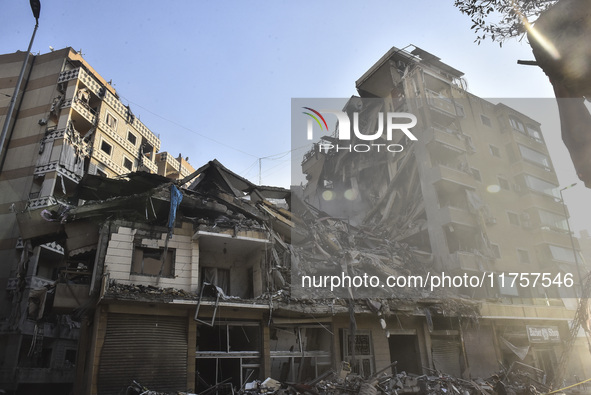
[301,45,591,389]
[0,47,196,393]
[2,44,591,395]
[10,158,485,395]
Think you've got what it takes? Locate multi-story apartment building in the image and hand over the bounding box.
[156,152,196,185]
[301,45,590,385]
[0,47,161,393]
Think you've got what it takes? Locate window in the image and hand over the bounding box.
[270,325,332,383]
[127,130,137,146]
[524,175,559,198]
[131,247,174,277]
[539,210,568,232]
[105,112,117,130]
[96,168,107,177]
[517,249,530,264]
[507,212,520,226]
[123,157,133,171]
[526,124,544,142]
[64,349,77,367]
[201,267,230,295]
[100,140,112,156]
[549,245,579,264]
[491,244,501,259]
[518,145,551,170]
[498,177,510,190]
[196,323,262,392]
[471,168,481,182]
[480,114,492,127]
[498,274,519,296]
[509,116,525,133]
[489,145,501,158]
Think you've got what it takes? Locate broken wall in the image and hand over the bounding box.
[103,222,196,291]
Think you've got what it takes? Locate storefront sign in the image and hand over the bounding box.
[526,326,561,343]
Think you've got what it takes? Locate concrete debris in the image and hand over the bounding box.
[236,368,546,395]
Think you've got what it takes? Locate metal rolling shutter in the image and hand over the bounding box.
[431,336,462,377]
[98,313,187,394]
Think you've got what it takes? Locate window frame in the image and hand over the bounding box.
[507,211,520,226]
[480,114,492,127]
[489,144,501,158]
[131,246,175,277]
[105,111,118,130]
[99,138,113,156]
[122,155,134,172]
[127,130,137,146]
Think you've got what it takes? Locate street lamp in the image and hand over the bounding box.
[0,0,41,171]
[559,183,585,297]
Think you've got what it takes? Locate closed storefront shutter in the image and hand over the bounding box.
[431,336,462,377]
[98,313,187,395]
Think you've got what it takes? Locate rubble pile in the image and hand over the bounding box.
[105,282,201,301]
[241,370,546,395]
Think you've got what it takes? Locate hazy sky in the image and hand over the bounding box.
[2,1,590,234]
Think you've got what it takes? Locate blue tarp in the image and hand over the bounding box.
[168,185,183,236]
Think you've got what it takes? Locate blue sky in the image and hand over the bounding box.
[3,1,591,234]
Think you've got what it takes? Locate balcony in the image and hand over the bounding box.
[448,251,490,272]
[139,156,158,173]
[511,161,557,184]
[424,90,464,126]
[429,164,475,188]
[519,192,563,212]
[439,206,477,227]
[70,99,97,125]
[511,128,546,148]
[425,126,467,153]
[27,196,58,210]
[530,228,579,248]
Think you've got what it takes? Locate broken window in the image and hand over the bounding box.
[127,130,137,146]
[131,247,174,277]
[122,156,133,171]
[105,112,117,130]
[270,325,333,383]
[200,267,230,295]
[100,139,112,156]
[195,322,261,392]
